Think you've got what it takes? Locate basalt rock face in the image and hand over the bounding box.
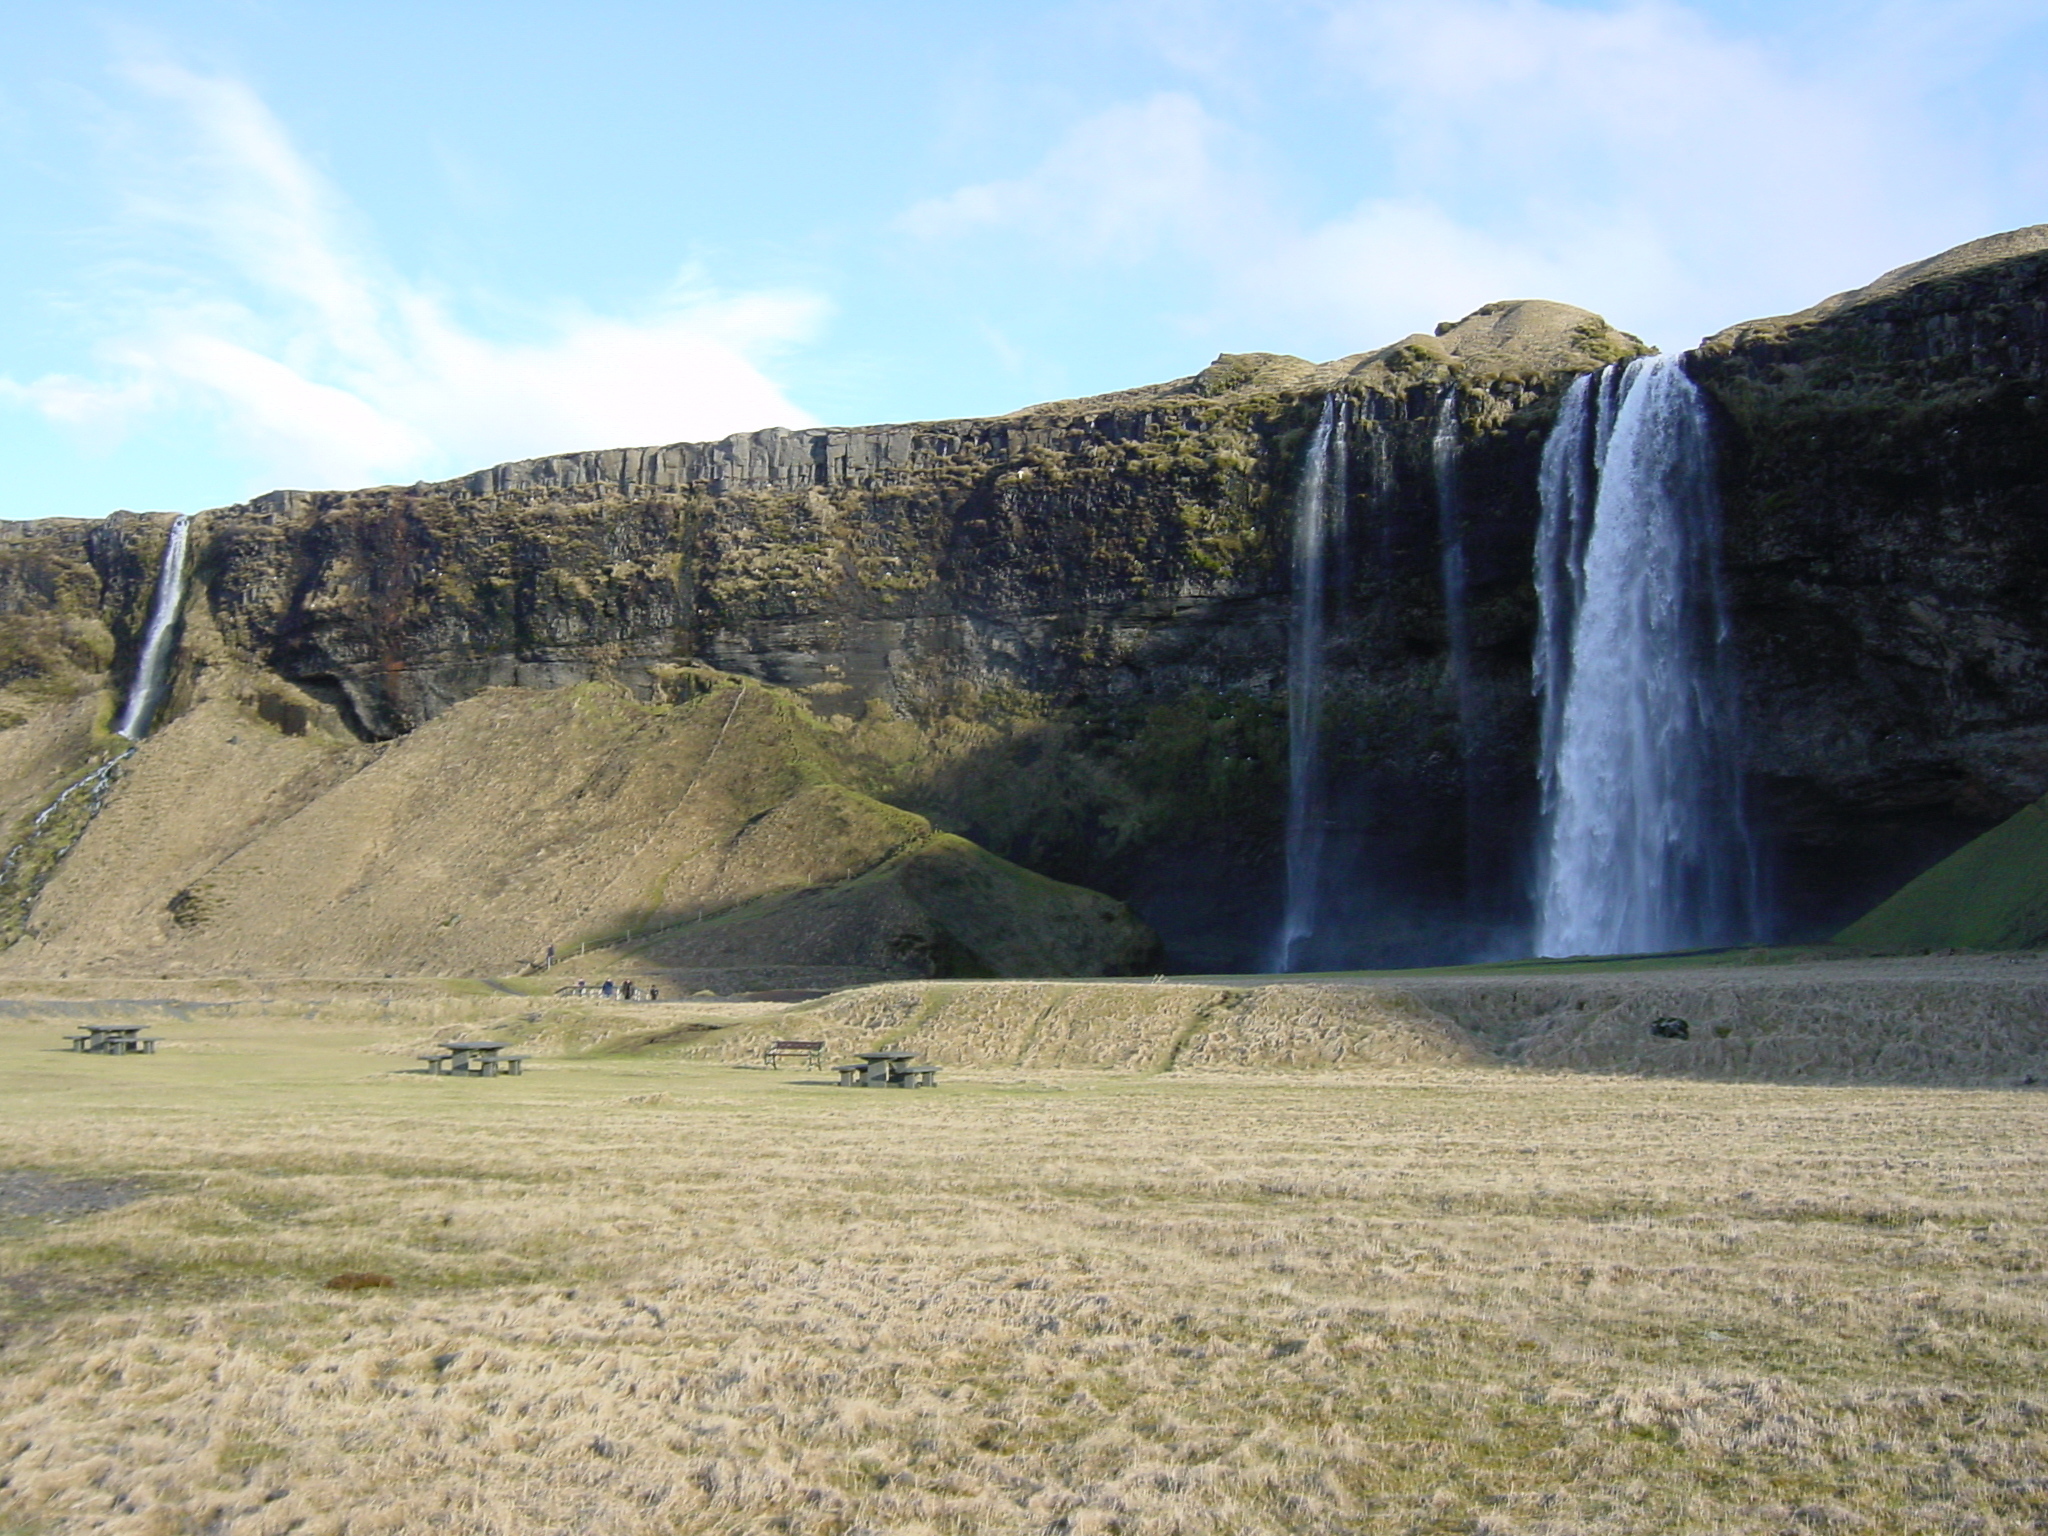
[1689,226,2048,934]
[196,307,1629,762]
[0,301,1634,973]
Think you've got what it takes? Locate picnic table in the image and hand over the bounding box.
[419,1040,529,1077]
[834,1050,938,1088]
[764,1039,826,1068]
[63,1024,158,1055]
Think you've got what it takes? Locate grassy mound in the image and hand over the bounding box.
[1837,795,2048,950]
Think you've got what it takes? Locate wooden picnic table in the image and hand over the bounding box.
[835,1050,938,1088]
[419,1040,529,1077]
[63,1024,159,1056]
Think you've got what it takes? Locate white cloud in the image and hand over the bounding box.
[3,61,823,494]
[1312,0,1983,338]
[900,92,1253,265]
[899,0,2044,354]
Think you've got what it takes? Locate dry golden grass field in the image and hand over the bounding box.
[0,983,2045,1534]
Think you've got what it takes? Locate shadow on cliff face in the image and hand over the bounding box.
[872,681,1543,974]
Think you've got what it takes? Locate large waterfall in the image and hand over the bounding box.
[1533,355,1757,958]
[114,514,195,740]
[1268,395,1349,972]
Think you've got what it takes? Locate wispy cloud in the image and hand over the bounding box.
[900,92,1252,265]
[2,61,823,494]
[901,0,2044,353]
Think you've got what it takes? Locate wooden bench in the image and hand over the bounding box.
[765,1040,826,1069]
[419,1051,455,1074]
[901,1065,938,1088]
[64,1034,92,1053]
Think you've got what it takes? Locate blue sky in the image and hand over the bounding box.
[3,0,2043,520]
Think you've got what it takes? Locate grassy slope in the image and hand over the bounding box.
[0,1003,2043,1534]
[1837,794,2048,950]
[0,676,1154,982]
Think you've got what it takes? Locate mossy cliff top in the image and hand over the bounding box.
[1008,299,1644,417]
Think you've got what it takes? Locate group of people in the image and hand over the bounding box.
[569,978,659,1002]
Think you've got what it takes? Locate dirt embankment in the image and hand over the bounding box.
[666,956,2048,1086]
[674,981,1493,1072]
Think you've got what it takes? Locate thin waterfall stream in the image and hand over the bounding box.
[1432,388,1483,909]
[1269,395,1349,972]
[0,516,194,945]
[1533,354,1757,957]
[115,513,195,740]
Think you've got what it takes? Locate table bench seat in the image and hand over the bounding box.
[765,1040,827,1068]
[423,1050,529,1077]
[67,1032,158,1055]
[835,1061,939,1087]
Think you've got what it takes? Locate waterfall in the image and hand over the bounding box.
[114,514,194,740]
[1533,354,1756,958]
[1268,397,1344,971]
[1433,388,1482,905]
[0,511,184,940]
[1268,395,1350,973]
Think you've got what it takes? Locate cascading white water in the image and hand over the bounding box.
[1533,354,1756,957]
[1268,395,1349,972]
[114,514,194,740]
[1433,388,1483,900]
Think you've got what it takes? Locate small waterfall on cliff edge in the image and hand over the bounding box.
[1432,388,1482,906]
[1268,395,1350,972]
[114,514,194,740]
[1533,354,1757,958]
[0,513,192,937]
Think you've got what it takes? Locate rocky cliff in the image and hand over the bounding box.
[1690,225,2048,931]
[0,299,1642,975]
[3,229,2046,975]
